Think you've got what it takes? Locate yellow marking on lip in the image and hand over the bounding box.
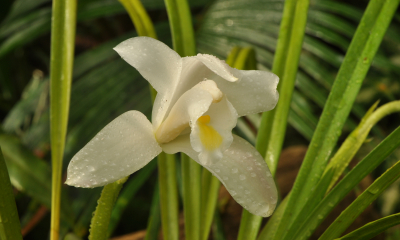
[197,115,223,151]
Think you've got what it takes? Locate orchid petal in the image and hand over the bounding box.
[155,82,215,144]
[162,134,277,217]
[213,69,279,116]
[162,55,279,118]
[113,37,181,93]
[194,54,238,82]
[113,37,182,129]
[66,111,162,188]
[191,96,238,165]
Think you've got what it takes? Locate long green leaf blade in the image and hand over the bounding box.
[275,0,400,238]
[319,159,400,240]
[289,125,400,239]
[144,184,161,240]
[49,0,77,239]
[164,0,196,56]
[336,213,400,240]
[0,147,23,240]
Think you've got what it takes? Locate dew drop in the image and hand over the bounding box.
[232,168,238,173]
[239,175,246,180]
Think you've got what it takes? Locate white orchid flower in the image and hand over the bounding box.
[65,37,279,217]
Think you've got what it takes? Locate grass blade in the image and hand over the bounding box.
[49,0,77,239]
[119,0,157,39]
[289,125,400,239]
[200,169,220,240]
[320,159,400,240]
[281,168,335,240]
[274,0,400,238]
[0,147,23,240]
[325,101,400,191]
[145,184,161,240]
[164,0,196,56]
[336,213,400,240]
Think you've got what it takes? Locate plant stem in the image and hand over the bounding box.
[200,169,220,240]
[158,153,179,240]
[181,154,201,240]
[88,177,128,240]
[119,0,157,39]
[49,0,77,239]
[164,0,196,56]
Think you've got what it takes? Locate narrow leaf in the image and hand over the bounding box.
[0,147,23,240]
[320,159,400,240]
[49,0,77,239]
[289,125,400,239]
[336,213,400,240]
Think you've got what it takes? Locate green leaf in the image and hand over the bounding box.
[49,0,77,239]
[144,184,161,240]
[119,0,157,39]
[320,159,400,240]
[200,168,220,240]
[281,168,335,240]
[0,134,51,206]
[288,125,400,239]
[336,213,400,240]
[325,100,400,191]
[0,147,22,240]
[164,0,196,56]
[276,0,400,238]
[258,197,288,240]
